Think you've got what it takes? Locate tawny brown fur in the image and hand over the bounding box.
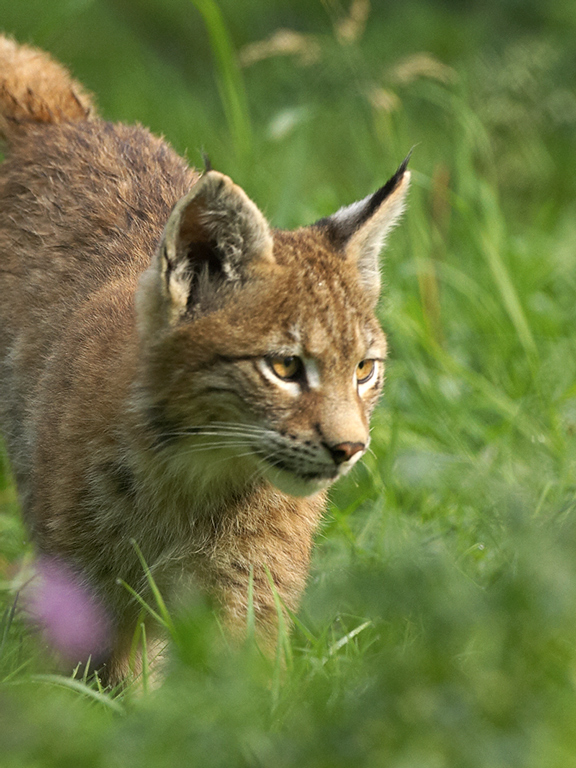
[0,36,409,685]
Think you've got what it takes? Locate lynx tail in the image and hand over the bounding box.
[0,34,96,145]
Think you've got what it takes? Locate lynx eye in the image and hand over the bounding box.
[356,359,376,384]
[269,355,303,382]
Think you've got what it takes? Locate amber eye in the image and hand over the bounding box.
[269,355,303,381]
[356,359,376,384]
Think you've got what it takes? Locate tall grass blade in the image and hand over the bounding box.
[127,608,149,683]
[263,565,292,709]
[189,0,252,159]
[479,221,537,359]
[140,621,150,694]
[321,620,372,665]
[0,594,18,660]
[129,539,176,637]
[117,578,167,630]
[28,674,125,714]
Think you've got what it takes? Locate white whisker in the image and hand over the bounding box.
[157,441,254,462]
[152,423,275,446]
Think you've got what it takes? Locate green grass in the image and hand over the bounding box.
[2,1,576,765]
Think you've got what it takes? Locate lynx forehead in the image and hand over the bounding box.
[0,34,410,685]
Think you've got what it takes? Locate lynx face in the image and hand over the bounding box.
[250,345,384,497]
[136,165,409,499]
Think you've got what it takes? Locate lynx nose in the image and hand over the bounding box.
[328,441,365,465]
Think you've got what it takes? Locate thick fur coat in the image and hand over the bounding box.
[0,35,410,684]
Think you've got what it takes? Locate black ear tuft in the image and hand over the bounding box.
[201,151,213,173]
[311,154,412,301]
[353,150,412,230]
[314,151,412,245]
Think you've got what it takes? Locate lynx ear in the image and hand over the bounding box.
[154,170,274,319]
[317,156,411,301]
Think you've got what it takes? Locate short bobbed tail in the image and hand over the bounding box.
[0,34,96,146]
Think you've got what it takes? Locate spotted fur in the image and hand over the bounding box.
[0,35,410,684]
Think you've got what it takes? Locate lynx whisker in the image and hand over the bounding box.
[152,424,274,444]
[156,441,254,462]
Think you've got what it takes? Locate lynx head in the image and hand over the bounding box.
[136,159,410,497]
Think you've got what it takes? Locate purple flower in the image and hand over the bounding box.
[23,556,113,665]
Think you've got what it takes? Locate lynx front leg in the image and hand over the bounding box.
[203,488,326,650]
[99,620,168,689]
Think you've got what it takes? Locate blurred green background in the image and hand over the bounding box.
[1,1,576,766]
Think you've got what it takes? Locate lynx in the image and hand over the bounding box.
[0,35,410,684]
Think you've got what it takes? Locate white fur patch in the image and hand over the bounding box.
[303,357,321,390]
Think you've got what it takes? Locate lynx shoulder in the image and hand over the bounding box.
[0,34,410,684]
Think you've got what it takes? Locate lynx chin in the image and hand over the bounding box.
[0,35,410,685]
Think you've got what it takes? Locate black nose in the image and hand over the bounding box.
[328,441,365,465]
